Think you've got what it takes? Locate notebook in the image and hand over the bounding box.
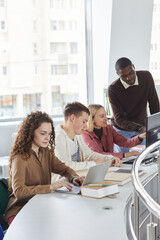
[55,161,111,194]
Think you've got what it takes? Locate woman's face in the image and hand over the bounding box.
[33,122,52,148]
[93,107,108,129]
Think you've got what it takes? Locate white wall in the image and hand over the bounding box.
[91,0,153,104]
[108,0,154,85]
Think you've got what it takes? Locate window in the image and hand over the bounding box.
[50,0,65,9]
[23,94,41,116]
[70,64,78,74]
[0,95,17,117]
[50,20,57,31]
[59,21,65,31]
[33,43,38,55]
[52,87,78,115]
[51,64,68,75]
[70,42,77,53]
[2,66,7,75]
[69,0,77,9]
[0,0,5,7]
[50,42,67,54]
[50,42,57,53]
[1,21,5,30]
[50,20,65,31]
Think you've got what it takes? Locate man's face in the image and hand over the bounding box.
[72,111,89,135]
[117,64,136,85]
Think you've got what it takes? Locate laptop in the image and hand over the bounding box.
[55,161,111,194]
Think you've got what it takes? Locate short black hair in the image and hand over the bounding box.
[115,57,132,71]
[64,101,90,120]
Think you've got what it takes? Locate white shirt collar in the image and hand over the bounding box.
[120,75,139,89]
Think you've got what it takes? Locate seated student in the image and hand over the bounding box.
[81,104,146,159]
[5,111,84,225]
[53,102,121,182]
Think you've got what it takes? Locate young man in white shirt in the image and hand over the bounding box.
[52,102,121,182]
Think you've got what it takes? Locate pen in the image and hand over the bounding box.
[88,184,109,187]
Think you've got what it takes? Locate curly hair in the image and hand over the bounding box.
[8,111,55,179]
[87,104,104,132]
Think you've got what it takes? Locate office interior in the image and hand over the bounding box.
[0,0,160,239]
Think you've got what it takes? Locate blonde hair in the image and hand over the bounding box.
[87,104,104,132]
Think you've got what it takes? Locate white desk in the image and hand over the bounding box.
[4,163,158,240]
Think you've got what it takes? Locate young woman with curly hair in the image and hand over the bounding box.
[82,104,146,159]
[5,111,83,225]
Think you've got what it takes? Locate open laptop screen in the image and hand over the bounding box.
[146,112,160,148]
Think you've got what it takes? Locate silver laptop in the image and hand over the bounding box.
[55,161,111,194]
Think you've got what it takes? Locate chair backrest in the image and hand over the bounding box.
[0,179,9,216]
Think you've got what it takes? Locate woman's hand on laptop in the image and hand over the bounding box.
[110,157,122,167]
[72,176,85,186]
[50,180,72,191]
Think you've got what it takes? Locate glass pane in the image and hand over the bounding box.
[0,0,87,118]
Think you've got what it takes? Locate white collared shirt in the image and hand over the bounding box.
[120,75,139,89]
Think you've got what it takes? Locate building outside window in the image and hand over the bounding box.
[23,94,41,116]
[0,1,87,118]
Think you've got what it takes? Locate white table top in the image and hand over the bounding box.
[4,163,158,240]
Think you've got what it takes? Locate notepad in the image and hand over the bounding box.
[104,168,145,186]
